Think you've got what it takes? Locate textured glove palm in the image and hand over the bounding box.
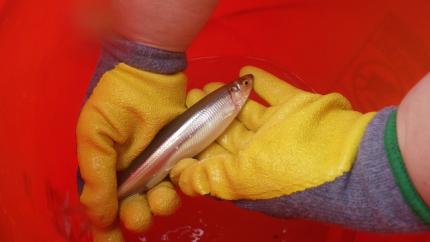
[171,66,376,200]
[77,63,186,241]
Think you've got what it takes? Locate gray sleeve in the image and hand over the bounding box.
[85,37,187,98]
[235,107,429,232]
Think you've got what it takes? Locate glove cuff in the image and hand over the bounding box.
[102,37,187,74]
[86,37,187,98]
[384,111,430,225]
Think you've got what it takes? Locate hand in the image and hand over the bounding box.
[398,72,430,206]
[77,64,186,241]
[111,0,219,52]
[170,66,376,200]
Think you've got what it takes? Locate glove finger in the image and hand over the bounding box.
[197,142,230,160]
[216,120,254,154]
[178,160,211,197]
[147,181,180,216]
[171,145,231,187]
[178,154,238,199]
[186,82,225,108]
[237,99,269,131]
[119,194,152,233]
[170,158,198,185]
[186,88,206,108]
[203,82,224,94]
[77,108,118,228]
[91,224,124,242]
[240,65,304,106]
[185,82,223,108]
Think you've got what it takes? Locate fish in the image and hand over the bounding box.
[117,74,254,199]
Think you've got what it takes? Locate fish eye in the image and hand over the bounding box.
[243,80,249,85]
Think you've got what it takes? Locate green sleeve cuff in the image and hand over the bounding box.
[384,111,430,225]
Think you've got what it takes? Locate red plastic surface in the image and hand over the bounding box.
[1,0,430,241]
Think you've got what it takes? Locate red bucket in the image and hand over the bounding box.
[0,0,429,241]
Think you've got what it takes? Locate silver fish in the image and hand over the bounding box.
[117,74,254,199]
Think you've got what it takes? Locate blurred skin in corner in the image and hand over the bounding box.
[398,73,430,206]
[74,0,218,52]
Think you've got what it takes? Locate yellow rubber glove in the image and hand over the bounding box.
[170,66,376,200]
[77,63,185,242]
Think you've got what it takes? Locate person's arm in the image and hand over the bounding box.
[398,73,430,206]
[111,0,218,52]
[170,66,430,232]
[77,1,218,241]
